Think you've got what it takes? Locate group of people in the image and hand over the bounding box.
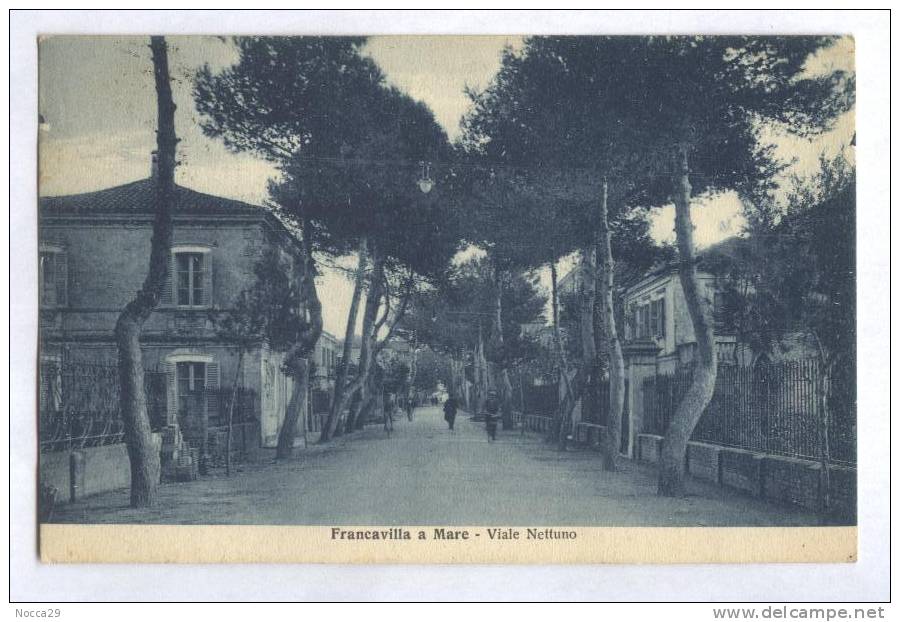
[442,390,500,442]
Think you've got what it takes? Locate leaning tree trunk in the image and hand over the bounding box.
[597,180,626,471]
[112,36,175,507]
[276,356,309,459]
[331,247,382,434]
[276,222,323,458]
[321,236,368,442]
[658,148,718,496]
[491,265,515,430]
[344,247,384,432]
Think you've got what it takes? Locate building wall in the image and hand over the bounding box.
[39,216,274,340]
[624,270,740,374]
[312,331,340,391]
[39,212,307,449]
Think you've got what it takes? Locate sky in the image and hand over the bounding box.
[38,35,854,336]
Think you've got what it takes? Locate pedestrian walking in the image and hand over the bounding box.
[405,391,415,421]
[443,395,458,431]
[484,390,499,442]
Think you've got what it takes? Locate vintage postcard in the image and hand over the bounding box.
[36,32,857,565]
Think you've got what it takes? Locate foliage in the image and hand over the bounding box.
[459,35,854,249]
[399,256,546,367]
[214,249,312,359]
[268,86,462,275]
[195,37,381,161]
[711,153,856,363]
[195,36,463,278]
[379,358,411,395]
[409,348,453,393]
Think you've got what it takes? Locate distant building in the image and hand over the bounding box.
[312,331,340,392]
[622,262,746,374]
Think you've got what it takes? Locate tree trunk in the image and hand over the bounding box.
[597,180,626,471]
[276,357,309,460]
[658,148,718,497]
[811,332,833,516]
[112,36,176,507]
[344,246,384,432]
[330,245,383,434]
[275,218,323,456]
[225,348,244,477]
[550,260,577,448]
[580,243,599,427]
[473,327,486,415]
[491,266,515,430]
[321,236,368,442]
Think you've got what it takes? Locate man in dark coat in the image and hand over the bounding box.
[443,395,458,431]
[484,390,499,442]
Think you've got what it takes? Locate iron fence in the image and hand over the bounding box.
[642,359,856,465]
[39,359,167,453]
[521,383,558,417]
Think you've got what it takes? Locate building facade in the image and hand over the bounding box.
[622,264,748,374]
[39,174,311,452]
[312,331,340,391]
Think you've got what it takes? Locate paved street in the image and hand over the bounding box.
[50,406,818,526]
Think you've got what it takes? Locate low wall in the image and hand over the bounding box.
[760,455,822,512]
[40,443,133,502]
[636,434,662,463]
[826,464,858,524]
[574,423,607,451]
[207,423,262,463]
[635,434,855,523]
[523,415,554,433]
[720,448,764,496]
[686,442,721,483]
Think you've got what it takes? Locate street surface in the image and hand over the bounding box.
[50,406,818,526]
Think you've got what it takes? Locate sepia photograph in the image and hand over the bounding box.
[10,7,890,604]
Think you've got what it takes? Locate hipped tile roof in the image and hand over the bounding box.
[40,178,262,215]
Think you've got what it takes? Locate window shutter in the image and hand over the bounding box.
[205,361,220,423]
[658,299,666,338]
[54,252,68,307]
[166,361,178,426]
[160,253,174,306]
[202,251,213,307]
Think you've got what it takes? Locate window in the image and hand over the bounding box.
[638,304,650,338]
[176,252,205,306]
[165,354,218,427]
[631,298,665,340]
[39,356,63,413]
[652,298,666,338]
[177,361,207,406]
[163,246,212,308]
[713,292,729,330]
[39,249,67,307]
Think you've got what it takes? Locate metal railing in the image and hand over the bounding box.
[39,359,167,453]
[643,359,856,465]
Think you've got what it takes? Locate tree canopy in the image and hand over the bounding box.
[195,36,464,278]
